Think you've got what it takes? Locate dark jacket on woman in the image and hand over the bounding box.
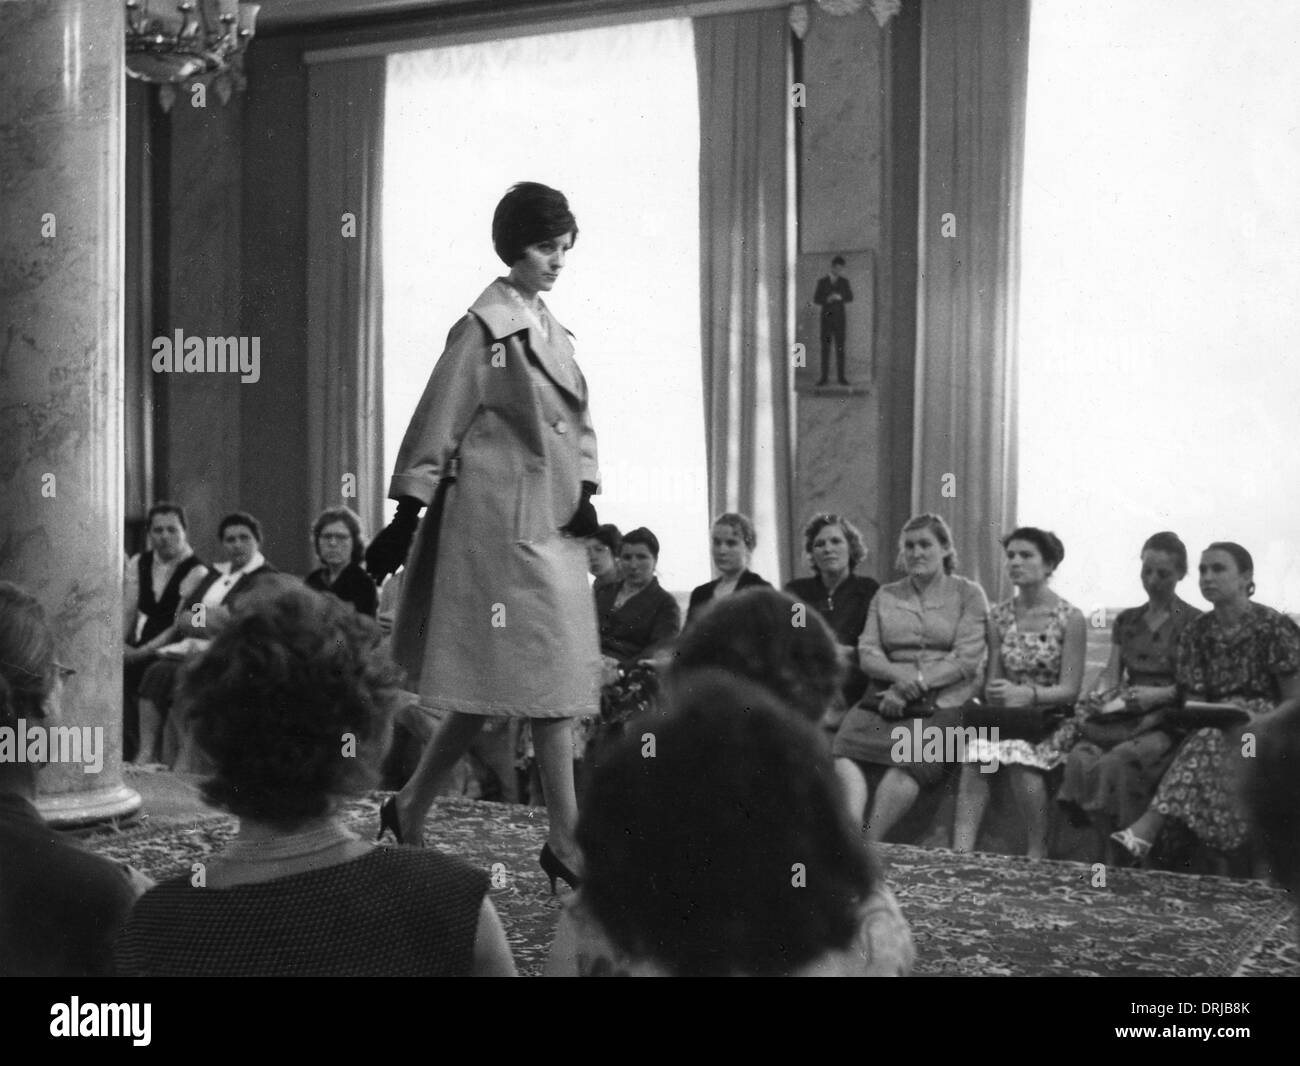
[685,571,771,627]
[595,578,681,667]
[306,562,378,617]
[785,572,880,704]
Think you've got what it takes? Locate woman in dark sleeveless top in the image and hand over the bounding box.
[115,583,515,976]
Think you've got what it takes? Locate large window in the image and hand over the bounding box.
[1019,0,1300,612]
[383,18,709,591]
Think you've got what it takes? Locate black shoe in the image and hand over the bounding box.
[378,797,404,844]
[836,378,850,386]
[539,843,581,895]
[815,378,829,387]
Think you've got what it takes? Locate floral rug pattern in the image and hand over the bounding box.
[84,793,1297,978]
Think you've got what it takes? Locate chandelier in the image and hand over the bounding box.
[125,1,260,85]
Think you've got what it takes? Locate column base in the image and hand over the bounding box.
[37,782,143,830]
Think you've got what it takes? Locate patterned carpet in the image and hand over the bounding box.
[83,791,1298,977]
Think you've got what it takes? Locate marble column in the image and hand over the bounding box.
[0,0,140,825]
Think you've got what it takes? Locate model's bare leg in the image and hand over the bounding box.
[135,697,162,765]
[865,769,920,843]
[953,763,992,852]
[530,717,581,871]
[395,711,486,843]
[835,757,869,829]
[1009,766,1051,858]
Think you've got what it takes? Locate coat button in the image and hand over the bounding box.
[553,420,568,435]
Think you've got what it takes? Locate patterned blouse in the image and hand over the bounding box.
[1110,596,1202,687]
[858,573,989,707]
[991,597,1075,688]
[1175,601,1300,706]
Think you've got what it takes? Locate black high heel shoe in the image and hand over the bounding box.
[539,843,581,895]
[377,797,404,844]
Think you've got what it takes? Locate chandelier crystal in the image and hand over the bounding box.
[124,0,260,84]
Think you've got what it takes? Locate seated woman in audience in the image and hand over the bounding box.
[833,514,989,842]
[685,512,771,626]
[585,524,623,592]
[305,506,377,617]
[953,527,1086,859]
[547,669,913,976]
[115,583,516,976]
[784,513,880,710]
[668,586,844,724]
[1057,532,1201,859]
[1111,542,1300,864]
[0,582,151,976]
[591,527,681,730]
[135,511,277,767]
[122,502,208,762]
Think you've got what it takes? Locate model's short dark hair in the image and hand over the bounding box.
[147,501,188,530]
[621,527,660,560]
[831,255,846,267]
[577,668,875,976]
[588,524,622,556]
[1141,531,1189,577]
[669,587,842,722]
[181,583,403,827]
[312,506,366,565]
[712,512,757,551]
[218,511,262,544]
[802,513,867,573]
[491,182,578,266]
[1002,526,1064,571]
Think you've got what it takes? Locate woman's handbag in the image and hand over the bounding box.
[600,661,661,725]
[1076,687,1167,748]
[859,681,942,719]
[962,695,1073,742]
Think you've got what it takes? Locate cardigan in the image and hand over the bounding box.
[685,570,772,627]
[0,794,140,977]
[595,577,681,666]
[114,847,488,977]
[306,562,379,617]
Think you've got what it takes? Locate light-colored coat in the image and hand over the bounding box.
[388,278,601,717]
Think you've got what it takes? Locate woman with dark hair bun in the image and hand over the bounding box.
[115,584,516,976]
[305,506,377,617]
[668,586,845,724]
[1111,541,1300,864]
[784,513,879,709]
[547,669,912,976]
[953,526,1086,858]
[1057,532,1201,860]
[365,183,600,893]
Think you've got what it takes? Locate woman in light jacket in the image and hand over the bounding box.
[367,183,601,894]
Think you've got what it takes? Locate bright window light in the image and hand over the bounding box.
[382,18,709,594]
[1019,0,1300,613]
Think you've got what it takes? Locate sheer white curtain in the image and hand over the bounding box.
[1019,0,1300,613]
[383,19,709,592]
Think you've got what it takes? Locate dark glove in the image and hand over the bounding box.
[560,481,600,538]
[365,496,422,582]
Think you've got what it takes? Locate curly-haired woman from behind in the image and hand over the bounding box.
[114,582,515,976]
[547,669,913,976]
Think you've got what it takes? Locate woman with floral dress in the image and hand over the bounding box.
[1111,542,1300,862]
[953,527,1086,858]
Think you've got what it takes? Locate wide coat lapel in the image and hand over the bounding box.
[469,278,585,404]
